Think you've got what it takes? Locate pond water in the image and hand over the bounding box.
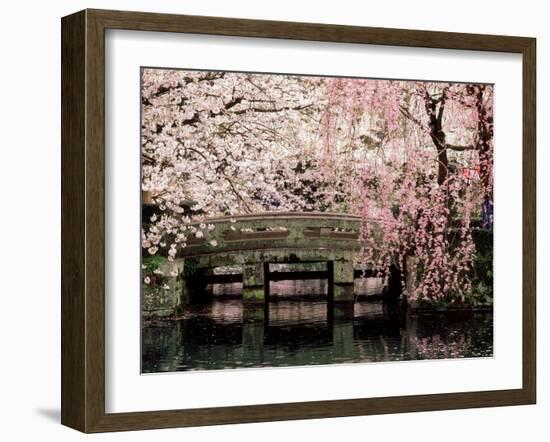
[141,294,493,373]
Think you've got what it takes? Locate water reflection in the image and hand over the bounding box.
[211,278,386,298]
[142,298,493,373]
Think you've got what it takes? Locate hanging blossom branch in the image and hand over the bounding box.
[321,78,493,303]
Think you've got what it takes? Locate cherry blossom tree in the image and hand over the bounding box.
[142,69,335,255]
[321,78,493,303]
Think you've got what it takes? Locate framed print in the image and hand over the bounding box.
[61,9,536,433]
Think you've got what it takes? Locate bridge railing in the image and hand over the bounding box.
[177,211,365,258]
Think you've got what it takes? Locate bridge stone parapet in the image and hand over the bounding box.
[177,211,364,260]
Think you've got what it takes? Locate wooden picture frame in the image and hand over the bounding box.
[61,8,536,433]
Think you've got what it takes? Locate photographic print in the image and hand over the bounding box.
[140,68,494,373]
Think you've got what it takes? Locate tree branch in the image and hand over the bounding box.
[231,103,313,115]
[445,144,476,151]
[399,106,424,129]
[224,177,253,213]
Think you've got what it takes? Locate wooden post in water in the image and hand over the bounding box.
[332,259,355,319]
[242,263,265,303]
[327,261,335,325]
[263,262,270,323]
[333,260,355,301]
[242,262,267,322]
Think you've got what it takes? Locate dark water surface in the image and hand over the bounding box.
[141,298,493,373]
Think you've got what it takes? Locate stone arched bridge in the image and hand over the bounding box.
[168,212,381,307]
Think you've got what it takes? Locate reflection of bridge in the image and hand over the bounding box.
[166,212,396,317]
[142,305,408,372]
